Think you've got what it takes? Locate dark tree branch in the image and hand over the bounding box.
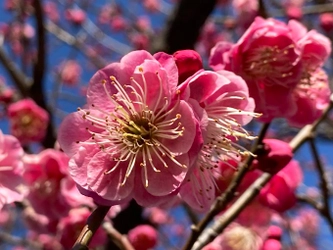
[308,137,333,234]
[31,0,57,148]
[151,0,218,53]
[0,46,31,97]
[72,205,111,250]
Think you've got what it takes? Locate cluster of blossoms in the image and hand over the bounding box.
[0,12,331,249]
[58,49,259,211]
[210,17,331,124]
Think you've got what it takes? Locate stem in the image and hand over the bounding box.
[72,205,110,250]
[308,138,333,234]
[102,221,135,250]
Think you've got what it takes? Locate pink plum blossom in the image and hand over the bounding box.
[8,99,49,145]
[287,68,331,127]
[110,15,127,31]
[261,239,282,250]
[128,224,158,250]
[57,207,107,249]
[213,223,263,250]
[210,17,303,121]
[232,0,258,30]
[319,13,333,32]
[143,0,160,12]
[44,1,60,22]
[22,149,85,219]
[58,50,202,207]
[178,69,258,211]
[287,20,331,126]
[65,8,86,25]
[59,60,82,86]
[0,130,26,210]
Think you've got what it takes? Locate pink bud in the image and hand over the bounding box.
[128,225,158,250]
[253,139,293,174]
[173,50,203,83]
[319,13,333,32]
[261,239,282,250]
[267,225,283,240]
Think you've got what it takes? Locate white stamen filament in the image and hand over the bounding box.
[78,69,186,188]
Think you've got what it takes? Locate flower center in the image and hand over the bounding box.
[243,44,296,86]
[77,67,186,187]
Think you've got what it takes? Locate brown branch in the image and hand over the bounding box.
[0,230,42,249]
[190,94,333,249]
[102,221,135,250]
[151,0,218,53]
[272,3,333,17]
[72,205,111,250]
[308,138,333,234]
[45,20,106,69]
[0,47,31,97]
[31,0,57,148]
[258,0,268,18]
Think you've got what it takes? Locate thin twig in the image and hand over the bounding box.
[0,46,31,97]
[102,221,135,250]
[72,205,111,250]
[0,231,42,249]
[308,138,333,234]
[45,20,107,69]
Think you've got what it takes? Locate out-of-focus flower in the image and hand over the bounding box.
[57,207,107,249]
[59,60,82,86]
[287,20,331,126]
[266,225,283,240]
[110,15,127,31]
[287,68,331,127]
[261,239,282,250]
[232,0,258,30]
[8,99,49,144]
[143,0,160,12]
[44,1,59,22]
[136,16,151,32]
[319,13,333,33]
[58,50,202,207]
[131,33,150,50]
[178,70,258,211]
[0,130,26,210]
[23,149,71,219]
[216,223,263,250]
[65,8,86,25]
[128,224,158,250]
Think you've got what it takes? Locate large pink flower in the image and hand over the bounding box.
[58,50,202,207]
[210,17,303,121]
[178,70,258,211]
[0,130,26,210]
